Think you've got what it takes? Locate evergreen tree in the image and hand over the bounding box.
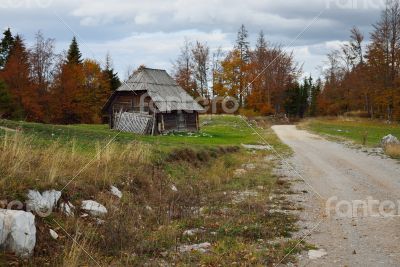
[284,78,310,118]
[0,28,14,69]
[309,78,321,116]
[235,24,251,107]
[0,80,12,117]
[67,36,82,65]
[235,24,250,63]
[103,54,121,91]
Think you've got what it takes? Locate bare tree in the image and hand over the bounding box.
[191,41,210,98]
[29,31,56,94]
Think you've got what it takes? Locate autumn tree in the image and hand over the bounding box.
[1,35,41,120]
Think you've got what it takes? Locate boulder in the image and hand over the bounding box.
[110,186,122,199]
[81,200,107,217]
[26,190,61,214]
[0,209,36,257]
[381,134,400,147]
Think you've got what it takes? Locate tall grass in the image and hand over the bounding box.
[0,132,151,199]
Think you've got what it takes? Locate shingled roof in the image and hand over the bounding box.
[115,68,204,112]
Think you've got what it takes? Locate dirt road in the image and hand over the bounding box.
[272,125,400,266]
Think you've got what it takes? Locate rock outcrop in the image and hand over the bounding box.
[0,209,36,257]
[81,200,107,217]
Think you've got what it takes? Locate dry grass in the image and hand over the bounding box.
[384,144,400,159]
[0,132,151,200]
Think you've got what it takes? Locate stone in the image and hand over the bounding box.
[381,134,400,147]
[60,201,74,217]
[234,169,247,177]
[26,190,61,214]
[242,144,273,151]
[81,200,107,217]
[183,228,206,236]
[308,249,328,260]
[110,186,122,199]
[49,229,58,240]
[178,242,211,253]
[242,163,256,170]
[0,209,36,257]
[170,185,178,192]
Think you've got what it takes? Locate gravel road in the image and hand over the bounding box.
[272,125,400,267]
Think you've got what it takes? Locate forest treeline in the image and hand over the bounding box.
[320,0,400,121]
[0,31,121,124]
[1,0,400,124]
[173,0,400,120]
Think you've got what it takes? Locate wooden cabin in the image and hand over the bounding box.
[102,67,204,135]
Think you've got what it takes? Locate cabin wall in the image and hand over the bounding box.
[106,91,152,128]
[157,111,199,134]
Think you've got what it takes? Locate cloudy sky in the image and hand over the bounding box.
[0,0,386,80]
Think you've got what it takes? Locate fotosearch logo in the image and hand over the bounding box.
[326,196,400,218]
[326,0,386,9]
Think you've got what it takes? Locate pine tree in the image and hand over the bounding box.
[235,24,250,63]
[67,36,82,65]
[235,24,251,107]
[0,80,12,117]
[0,28,14,69]
[309,78,321,116]
[103,54,121,91]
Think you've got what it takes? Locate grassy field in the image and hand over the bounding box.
[301,117,400,146]
[300,117,400,158]
[0,115,307,266]
[0,115,287,153]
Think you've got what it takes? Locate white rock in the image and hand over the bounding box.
[308,249,328,260]
[242,163,256,170]
[110,186,122,199]
[145,205,153,211]
[26,190,61,214]
[178,242,211,253]
[183,228,206,236]
[95,218,105,225]
[0,209,36,257]
[49,229,58,240]
[234,169,247,177]
[242,144,273,151]
[81,200,107,217]
[60,201,74,217]
[381,134,400,147]
[171,185,178,192]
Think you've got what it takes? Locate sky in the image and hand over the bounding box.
[0,0,386,80]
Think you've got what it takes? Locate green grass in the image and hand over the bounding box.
[302,118,400,147]
[0,115,302,266]
[0,115,271,153]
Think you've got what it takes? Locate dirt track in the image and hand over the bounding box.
[272,125,400,266]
